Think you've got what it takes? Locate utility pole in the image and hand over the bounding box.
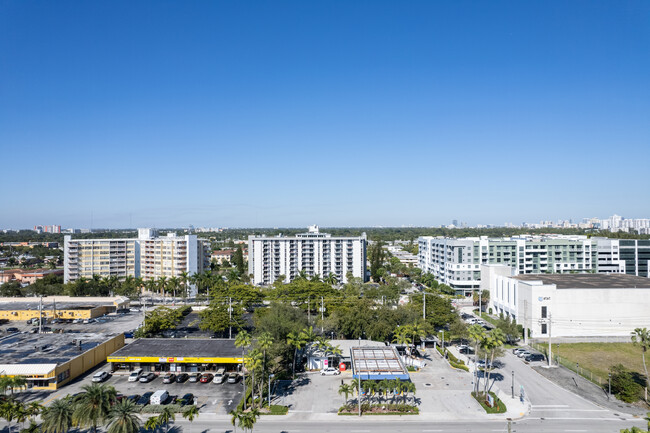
[39,296,43,334]
[547,313,552,367]
[423,293,426,320]
[321,297,324,333]
[228,297,232,340]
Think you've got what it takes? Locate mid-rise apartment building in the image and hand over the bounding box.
[64,229,210,294]
[249,225,367,285]
[418,235,650,295]
[64,237,139,283]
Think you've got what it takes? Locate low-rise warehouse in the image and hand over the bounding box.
[107,338,243,374]
[0,332,124,390]
[0,296,130,322]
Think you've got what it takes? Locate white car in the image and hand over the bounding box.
[320,367,340,376]
[92,371,109,382]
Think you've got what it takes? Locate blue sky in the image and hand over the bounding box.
[1,1,649,229]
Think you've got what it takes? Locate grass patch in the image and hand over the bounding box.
[549,343,646,382]
[406,365,418,372]
[262,405,288,415]
[140,404,193,413]
[471,391,506,414]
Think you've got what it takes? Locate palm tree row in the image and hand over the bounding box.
[339,379,417,406]
[467,324,506,396]
[0,376,27,396]
[0,397,42,433]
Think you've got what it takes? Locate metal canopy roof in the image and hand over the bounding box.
[0,364,57,376]
[350,346,410,381]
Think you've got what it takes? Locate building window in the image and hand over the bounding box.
[541,323,547,334]
[541,306,547,319]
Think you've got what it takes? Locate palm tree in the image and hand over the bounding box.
[468,324,486,392]
[310,273,321,283]
[230,408,244,433]
[299,326,317,345]
[482,328,506,396]
[72,383,117,433]
[157,276,168,303]
[324,273,338,286]
[235,330,252,409]
[245,349,263,408]
[286,331,307,379]
[257,332,274,407]
[179,271,190,300]
[106,398,141,433]
[409,321,429,349]
[338,383,352,405]
[167,276,180,303]
[182,405,199,433]
[239,407,260,432]
[157,406,175,433]
[632,327,650,401]
[20,420,39,433]
[41,398,73,433]
[9,376,26,395]
[144,278,157,298]
[144,416,160,432]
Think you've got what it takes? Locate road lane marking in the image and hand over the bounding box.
[532,404,569,408]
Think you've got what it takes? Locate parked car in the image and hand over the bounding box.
[92,371,109,383]
[227,373,240,384]
[175,373,189,383]
[139,372,156,383]
[6,327,19,333]
[524,353,545,363]
[128,368,143,382]
[517,351,531,359]
[212,369,226,384]
[162,373,176,384]
[477,360,493,370]
[188,373,200,383]
[123,330,134,338]
[72,319,82,324]
[199,373,213,383]
[320,367,340,376]
[513,348,527,355]
[177,393,194,406]
[136,392,153,406]
[458,345,475,354]
[126,394,140,403]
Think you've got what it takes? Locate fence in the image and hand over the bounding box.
[530,342,605,387]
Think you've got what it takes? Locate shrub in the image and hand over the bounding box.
[140,404,191,413]
[609,364,644,403]
[267,405,288,415]
[471,391,506,414]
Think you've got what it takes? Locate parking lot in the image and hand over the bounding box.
[39,361,245,414]
[1,311,144,336]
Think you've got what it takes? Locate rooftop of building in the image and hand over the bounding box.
[513,273,650,289]
[108,338,241,358]
[0,331,119,365]
[350,345,410,380]
[0,296,129,310]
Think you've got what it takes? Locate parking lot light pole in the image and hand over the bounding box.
[511,371,515,399]
[268,374,275,408]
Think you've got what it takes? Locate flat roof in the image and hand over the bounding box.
[0,332,119,365]
[109,338,241,359]
[350,346,410,381]
[0,296,128,311]
[513,273,650,289]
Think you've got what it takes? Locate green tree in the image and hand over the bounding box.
[632,328,650,401]
[610,364,644,403]
[468,324,486,392]
[229,408,243,433]
[106,399,141,433]
[41,398,73,433]
[235,330,252,410]
[257,332,274,408]
[481,328,505,396]
[182,405,199,433]
[286,331,307,379]
[338,383,353,405]
[157,406,175,433]
[239,407,260,432]
[369,241,386,282]
[233,245,246,276]
[144,416,161,432]
[72,383,117,433]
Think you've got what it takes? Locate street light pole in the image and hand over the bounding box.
[608,373,611,400]
[511,370,515,399]
[268,374,275,408]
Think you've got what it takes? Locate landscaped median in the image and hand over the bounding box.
[338,403,419,415]
[471,391,507,414]
[436,345,469,371]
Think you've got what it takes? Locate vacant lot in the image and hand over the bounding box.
[556,343,647,381]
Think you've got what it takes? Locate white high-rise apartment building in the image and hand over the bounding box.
[64,236,140,283]
[64,229,210,293]
[248,225,367,286]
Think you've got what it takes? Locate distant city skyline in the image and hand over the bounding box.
[1,2,649,229]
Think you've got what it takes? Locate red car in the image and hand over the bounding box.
[199,373,213,383]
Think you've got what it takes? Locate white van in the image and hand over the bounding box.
[127,368,143,382]
[213,368,226,384]
[149,390,169,405]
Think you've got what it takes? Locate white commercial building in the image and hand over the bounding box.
[248,225,367,285]
[483,264,650,340]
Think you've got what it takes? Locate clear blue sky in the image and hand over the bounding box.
[1,1,649,229]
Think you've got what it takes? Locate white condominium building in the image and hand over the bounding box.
[64,229,210,293]
[64,236,139,283]
[249,225,367,286]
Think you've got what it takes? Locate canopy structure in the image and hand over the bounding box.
[0,364,57,377]
[350,346,410,381]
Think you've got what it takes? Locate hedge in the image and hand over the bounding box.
[140,404,194,413]
[338,403,419,415]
